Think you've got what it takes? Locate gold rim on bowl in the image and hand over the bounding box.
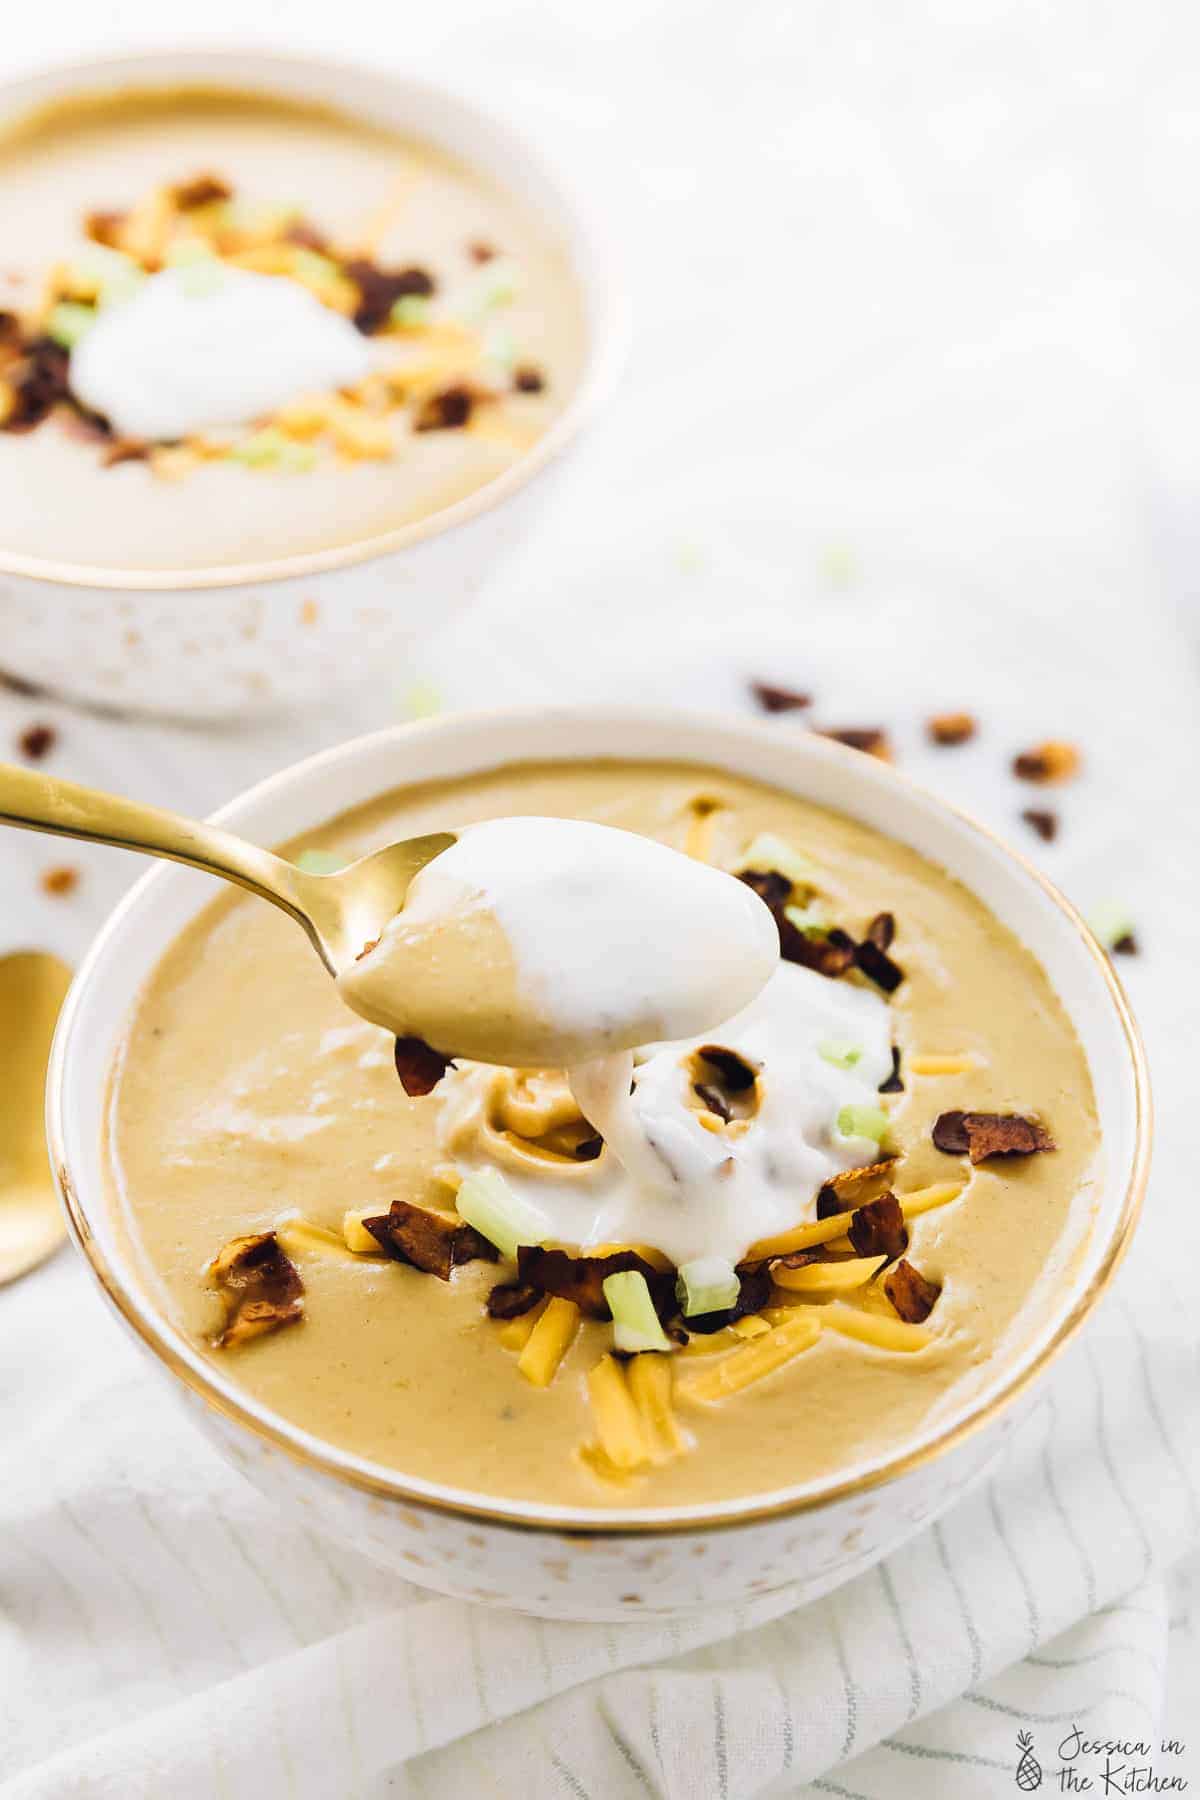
[0,46,628,594]
[46,710,1152,1536]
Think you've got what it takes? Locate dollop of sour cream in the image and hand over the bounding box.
[439,960,895,1268]
[337,817,780,1068]
[70,266,370,440]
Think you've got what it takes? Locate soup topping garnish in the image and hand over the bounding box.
[0,168,551,474]
[195,811,1061,1486]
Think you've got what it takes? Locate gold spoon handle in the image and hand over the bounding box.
[0,760,310,925]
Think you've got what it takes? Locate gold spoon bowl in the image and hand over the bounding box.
[0,949,73,1283]
[0,761,455,978]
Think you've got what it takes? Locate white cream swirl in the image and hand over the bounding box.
[438,960,895,1267]
[70,266,369,440]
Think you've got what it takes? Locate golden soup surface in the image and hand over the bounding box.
[106,761,1099,1510]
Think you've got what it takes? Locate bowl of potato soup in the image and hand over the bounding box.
[48,707,1149,1619]
[0,50,623,717]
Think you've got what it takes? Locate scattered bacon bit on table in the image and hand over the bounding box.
[1111,932,1139,956]
[393,1035,455,1096]
[927,712,977,746]
[932,1110,1056,1162]
[884,1258,941,1322]
[17,722,55,761]
[751,681,812,714]
[207,1231,304,1348]
[40,864,79,897]
[1021,808,1059,843]
[1012,741,1080,784]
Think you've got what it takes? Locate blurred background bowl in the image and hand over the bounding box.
[0,47,627,722]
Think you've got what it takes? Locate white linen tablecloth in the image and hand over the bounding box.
[3,2,1200,1794]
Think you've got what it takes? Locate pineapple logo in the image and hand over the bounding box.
[1014,1731,1043,1791]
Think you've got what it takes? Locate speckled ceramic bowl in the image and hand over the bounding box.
[0,50,625,720]
[48,708,1149,1620]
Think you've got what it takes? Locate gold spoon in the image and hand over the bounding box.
[0,950,73,1283]
[0,762,456,978]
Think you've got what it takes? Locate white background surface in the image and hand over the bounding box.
[2,4,1199,1796]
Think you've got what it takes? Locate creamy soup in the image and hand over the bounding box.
[0,88,585,570]
[106,762,1100,1511]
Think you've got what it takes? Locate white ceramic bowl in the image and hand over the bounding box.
[48,708,1150,1620]
[0,50,625,721]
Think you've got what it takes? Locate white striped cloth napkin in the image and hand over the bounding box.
[1,454,1198,1797]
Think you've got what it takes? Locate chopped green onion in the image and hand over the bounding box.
[819,544,857,589]
[296,849,344,875]
[819,1039,863,1070]
[472,259,521,314]
[676,1256,740,1318]
[740,832,816,890]
[675,540,705,573]
[278,441,319,473]
[835,1103,890,1145]
[66,248,144,310]
[231,427,291,467]
[482,322,516,369]
[98,263,145,308]
[166,237,215,267]
[456,1168,549,1261]
[603,1270,671,1353]
[785,900,832,938]
[46,301,95,348]
[1087,901,1135,951]
[390,294,431,329]
[401,680,442,720]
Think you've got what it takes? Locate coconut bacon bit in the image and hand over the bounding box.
[17,722,56,761]
[394,1035,455,1096]
[207,1230,304,1347]
[364,1199,496,1279]
[878,1045,905,1093]
[1021,808,1059,843]
[40,864,79,897]
[738,862,906,991]
[412,384,475,432]
[516,1245,675,1322]
[847,1193,909,1263]
[343,257,435,335]
[1012,741,1081,784]
[816,1158,898,1218]
[884,1258,941,1322]
[927,712,977,746]
[932,1110,1056,1163]
[750,681,812,714]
